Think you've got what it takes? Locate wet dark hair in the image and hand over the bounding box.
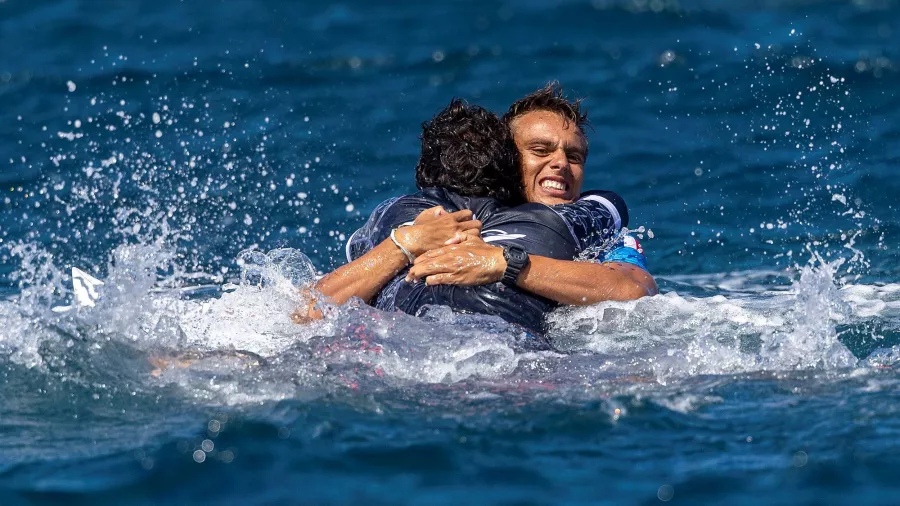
[503,81,590,136]
[415,99,523,205]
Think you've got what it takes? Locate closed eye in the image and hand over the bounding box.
[566,149,586,164]
[527,139,556,156]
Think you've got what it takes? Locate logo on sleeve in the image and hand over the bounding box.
[623,235,643,254]
[482,229,527,243]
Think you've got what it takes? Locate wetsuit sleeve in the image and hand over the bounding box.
[548,190,630,253]
[345,196,427,262]
[346,197,400,262]
[601,234,649,271]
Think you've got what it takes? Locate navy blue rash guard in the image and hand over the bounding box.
[345,187,634,335]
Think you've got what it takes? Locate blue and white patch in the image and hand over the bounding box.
[601,234,648,271]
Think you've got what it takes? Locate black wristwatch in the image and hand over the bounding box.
[501,245,530,287]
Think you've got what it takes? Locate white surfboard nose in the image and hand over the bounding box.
[71,267,104,307]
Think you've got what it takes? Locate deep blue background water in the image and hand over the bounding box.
[2,0,900,504]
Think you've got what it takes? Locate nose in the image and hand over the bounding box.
[548,148,570,172]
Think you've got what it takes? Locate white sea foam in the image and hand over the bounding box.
[0,243,892,408]
[547,258,859,383]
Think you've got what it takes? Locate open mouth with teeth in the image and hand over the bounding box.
[539,178,569,195]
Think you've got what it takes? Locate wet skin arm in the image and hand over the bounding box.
[313,237,412,307]
[294,240,408,323]
[515,256,658,304]
[406,239,658,305]
[293,208,481,322]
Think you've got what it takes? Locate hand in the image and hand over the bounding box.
[291,287,324,323]
[406,241,507,286]
[394,209,482,257]
[413,205,448,225]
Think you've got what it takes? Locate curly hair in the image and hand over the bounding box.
[502,81,591,135]
[415,99,523,205]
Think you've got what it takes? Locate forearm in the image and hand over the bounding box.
[315,239,409,305]
[293,238,410,324]
[516,257,658,305]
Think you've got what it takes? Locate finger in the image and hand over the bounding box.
[425,273,450,286]
[448,209,474,222]
[412,255,457,274]
[434,244,464,256]
[406,261,446,282]
[462,230,482,242]
[415,206,447,224]
[417,247,447,261]
[459,219,482,231]
[444,232,467,245]
[426,273,462,286]
[405,263,424,281]
[414,250,445,265]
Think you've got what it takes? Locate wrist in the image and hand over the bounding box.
[491,248,507,283]
[397,225,431,257]
[390,228,417,263]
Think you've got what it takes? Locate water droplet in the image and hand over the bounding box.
[657,485,674,501]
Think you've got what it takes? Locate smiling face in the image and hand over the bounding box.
[510,110,587,206]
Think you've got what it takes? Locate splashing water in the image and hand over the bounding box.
[547,256,858,384]
[1,231,878,409]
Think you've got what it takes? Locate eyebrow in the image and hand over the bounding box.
[526,138,556,148]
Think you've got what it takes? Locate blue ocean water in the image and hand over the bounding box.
[2,0,900,504]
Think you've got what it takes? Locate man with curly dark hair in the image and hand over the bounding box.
[414,99,523,205]
[308,99,520,310]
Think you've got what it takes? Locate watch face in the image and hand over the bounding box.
[505,246,527,265]
[501,246,528,286]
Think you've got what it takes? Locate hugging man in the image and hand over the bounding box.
[304,83,656,337]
